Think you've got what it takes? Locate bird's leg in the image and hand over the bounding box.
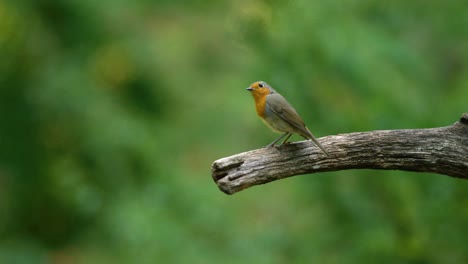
[267,133,289,147]
[281,133,293,145]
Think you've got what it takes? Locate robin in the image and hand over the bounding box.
[246,81,330,157]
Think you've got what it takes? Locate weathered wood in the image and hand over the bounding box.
[212,113,468,195]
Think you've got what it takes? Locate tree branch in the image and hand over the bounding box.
[212,113,468,195]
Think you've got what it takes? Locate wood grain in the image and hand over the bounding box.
[212,113,468,194]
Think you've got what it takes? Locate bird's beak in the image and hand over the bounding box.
[246,87,253,91]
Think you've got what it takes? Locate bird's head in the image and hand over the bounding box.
[246,81,275,99]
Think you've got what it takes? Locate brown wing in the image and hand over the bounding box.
[267,93,330,156]
[266,93,312,138]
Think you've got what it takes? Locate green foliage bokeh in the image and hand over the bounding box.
[0,0,467,263]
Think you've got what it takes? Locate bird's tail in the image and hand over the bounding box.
[304,127,330,157]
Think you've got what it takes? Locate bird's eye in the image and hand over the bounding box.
[258,83,264,88]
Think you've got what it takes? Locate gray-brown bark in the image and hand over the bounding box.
[212,113,468,195]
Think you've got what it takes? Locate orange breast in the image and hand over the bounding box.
[253,92,267,118]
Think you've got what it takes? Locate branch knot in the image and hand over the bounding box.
[460,113,468,125]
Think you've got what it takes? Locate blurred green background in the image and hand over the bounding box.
[1,0,467,263]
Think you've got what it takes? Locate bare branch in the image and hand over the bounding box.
[212,113,468,195]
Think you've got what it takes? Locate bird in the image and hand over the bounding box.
[246,81,330,157]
